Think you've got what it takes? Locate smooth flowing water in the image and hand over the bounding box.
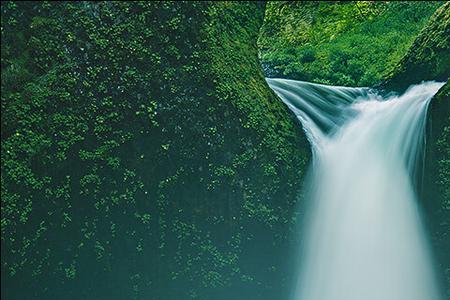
[267,78,445,300]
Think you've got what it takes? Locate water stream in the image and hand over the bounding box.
[267,78,445,300]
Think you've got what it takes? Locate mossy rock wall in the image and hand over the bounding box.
[1,2,309,299]
[423,83,450,297]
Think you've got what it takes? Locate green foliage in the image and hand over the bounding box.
[1,2,308,299]
[381,2,450,91]
[259,1,442,87]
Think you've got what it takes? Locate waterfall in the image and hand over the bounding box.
[267,78,445,300]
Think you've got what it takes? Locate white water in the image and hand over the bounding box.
[267,78,445,300]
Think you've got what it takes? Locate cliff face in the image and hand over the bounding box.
[379,3,450,296]
[1,2,309,299]
[423,83,450,297]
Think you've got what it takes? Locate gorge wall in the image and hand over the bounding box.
[1,2,309,299]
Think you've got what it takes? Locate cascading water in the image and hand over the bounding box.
[267,78,445,300]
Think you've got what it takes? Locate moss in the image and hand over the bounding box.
[1,2,309,299]
[380,2,450,92]
[422,83,450,297]
[258,1,441,87]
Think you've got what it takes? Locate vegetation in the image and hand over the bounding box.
[259,1,442,87]
[381,2,450,92]
[1,2,308,299]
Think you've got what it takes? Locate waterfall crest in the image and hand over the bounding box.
[267,78,445,300]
